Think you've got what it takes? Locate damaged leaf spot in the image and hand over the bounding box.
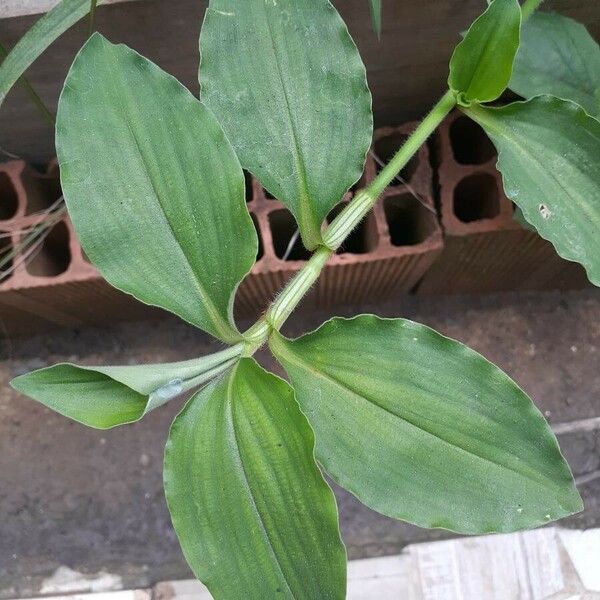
[539,204,552,219]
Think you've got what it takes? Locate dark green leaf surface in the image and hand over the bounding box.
[271,315,582,534]
[57,34,257,342]
[199,0,373,249]
[164,358,345,599]
[10,347,242,429]
[448,0,521,105]
[510,12,600,116]
[465,96,600,286]
[0,0,103,106]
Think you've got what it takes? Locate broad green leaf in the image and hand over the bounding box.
[464,96,600,286]
[199,0,373,249]
[164,358,345,599]
[368,0,382,38]
[0,0,105,107]
[510,12,600,117]
[10,345,242,429]
[448,0,521,105]
[270,315,582,534]
[57,34,257,343]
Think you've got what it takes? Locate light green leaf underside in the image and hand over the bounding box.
[510,12,600,116]
[368,0,382,38]
[199,0,373,249]
[271,315,582,534]
[448,0,521,105]
[164,358,346,600]
[465,96,600,286]
[56,33,257,342]
[10,346,242,429]
[0,0,104,106]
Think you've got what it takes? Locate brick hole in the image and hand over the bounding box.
[0,232,13,282]
[25,175,62,215]
[450,116,496,165]
[264,187,277,201]
[327,203,378,255]
[268,209,310,261]
[25,220,71,277]
[250,214,264,261]
[384,193,438,246]
[453,173,500,223]
[0,172,18,220]
[243,170,253,203]
[374,132,419,182]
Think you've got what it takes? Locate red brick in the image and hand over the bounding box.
[1,123,443,334]
[417,111,589,295]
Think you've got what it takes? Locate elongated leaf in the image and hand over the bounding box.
[368,0,382,38]
[510,12,600,116]
[199,0,373,249]
[270,315,582,534]
[0,0,104,106]
[448,0,521,105]
[464,96,600,286]
[164,358,345,599]
[10,346,242,429]
[57,34,257,342]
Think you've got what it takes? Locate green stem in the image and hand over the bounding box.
[0,41,55,126]
[324,90,456,250]
[244,90,457,347]
[521,0,544,20]
[265,246,331,331]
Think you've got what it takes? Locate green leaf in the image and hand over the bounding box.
[270,315,582,534]
[57,34,257,343]
[510,12,600,116]
[0,0,104,107]
[164,358,345,599]
[199,0,373,249]
[448,0,521,105]
[368,0,382,38]
[10,345,242,429]
[464,96,600,286]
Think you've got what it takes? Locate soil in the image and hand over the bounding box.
[1,289,599,596]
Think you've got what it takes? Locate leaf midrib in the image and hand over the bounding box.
[276,339,558,491]
[260,2,316,242]
[225,368,298,600]
[110,43,236,341]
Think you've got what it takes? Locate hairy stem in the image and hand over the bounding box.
[521,0,544,20]
[244,90,456,347]
[324,90,456,250]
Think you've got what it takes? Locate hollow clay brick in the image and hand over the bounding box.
[0,124,443,334]
[416,111,589,295]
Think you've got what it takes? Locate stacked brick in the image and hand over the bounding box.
[417,111,589,294]
[0,124,443,334]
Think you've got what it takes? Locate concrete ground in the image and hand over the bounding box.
[1,289,599,598]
